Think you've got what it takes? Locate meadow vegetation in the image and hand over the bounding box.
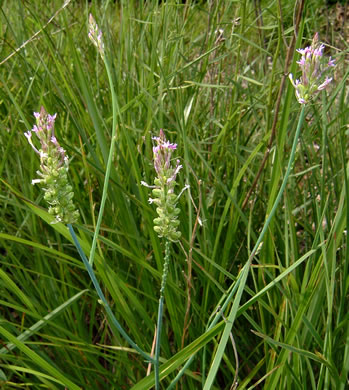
[0,0,348,389]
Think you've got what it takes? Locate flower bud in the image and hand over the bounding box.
[88,14,105,60]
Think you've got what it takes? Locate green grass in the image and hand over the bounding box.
[0,0,348,389]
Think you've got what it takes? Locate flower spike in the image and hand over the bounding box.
[142,130,186,242]
[24,107,79,224]
[88,14,105,60]
[289,33,336,104]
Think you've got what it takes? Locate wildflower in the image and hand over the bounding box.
[142,130,188,242]
[25,107,79,224]
[88,14,105,60]
[289,33,336,104]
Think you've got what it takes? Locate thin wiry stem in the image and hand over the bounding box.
[169,105,306,388]
[155,239,171,389]
[202,104,307,389]
[88,53,118,266]
[181,178,202,350]
[68,223,154,364]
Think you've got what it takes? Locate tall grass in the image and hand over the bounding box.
[0,0,348,389]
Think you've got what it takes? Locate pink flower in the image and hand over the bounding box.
[289,33,336,104]
[141,130,186,242]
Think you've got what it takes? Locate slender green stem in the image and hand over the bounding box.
[202,104,307,389]
[89,54,118,266]
[68,224,154,364]
[168,271,244,390]
[155,239,171,390]
[248,104,305,262]
[170,104,307,388]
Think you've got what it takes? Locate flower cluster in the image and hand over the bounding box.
[25,107,79,224]
[289,33,335,104]
[88,14,105,60]
[142,130,187,242]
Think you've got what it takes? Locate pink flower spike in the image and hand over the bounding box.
[291,33,336,104]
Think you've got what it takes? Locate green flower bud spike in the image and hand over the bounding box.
[25,107,79,224]
[141,130,188,242]
[141,130,188,389]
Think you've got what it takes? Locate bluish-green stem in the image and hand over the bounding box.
[89,54,119,266]
[155,239,171,390]
[68,223,154,364]
[169,104,306,389]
